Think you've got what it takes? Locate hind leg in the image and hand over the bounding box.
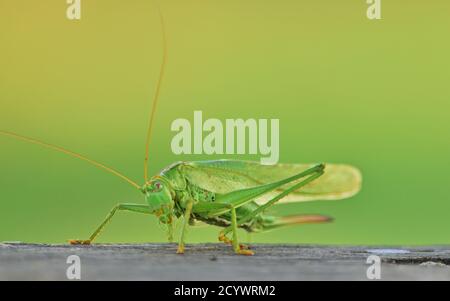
[221,169,325,237]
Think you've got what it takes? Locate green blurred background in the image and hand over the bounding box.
[1,0,449,245]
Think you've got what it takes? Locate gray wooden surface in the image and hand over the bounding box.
[1,242,450,280]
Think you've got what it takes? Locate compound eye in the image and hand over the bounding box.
[153,181,163,192]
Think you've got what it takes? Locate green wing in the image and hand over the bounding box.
[180,160,361,204]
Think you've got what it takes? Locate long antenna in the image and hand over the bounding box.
[0,130,141,190]
[144,4,167,183]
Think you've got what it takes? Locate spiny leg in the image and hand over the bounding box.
[194,165,325,254]
[69,203,151,245]
[177,199,194,254]
[199,165,324,253]
[206,164,325,216]
[222,168,325,237]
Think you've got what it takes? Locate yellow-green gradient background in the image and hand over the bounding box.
[1,1,449,245]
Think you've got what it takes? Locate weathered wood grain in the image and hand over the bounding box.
[1,243,449,280]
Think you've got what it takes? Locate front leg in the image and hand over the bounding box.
[177,199,194,254]
[69,203,151,245]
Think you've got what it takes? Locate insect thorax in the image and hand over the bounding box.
[158,161,187,190]
[186,183,216,203]
[158,161,217,204]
